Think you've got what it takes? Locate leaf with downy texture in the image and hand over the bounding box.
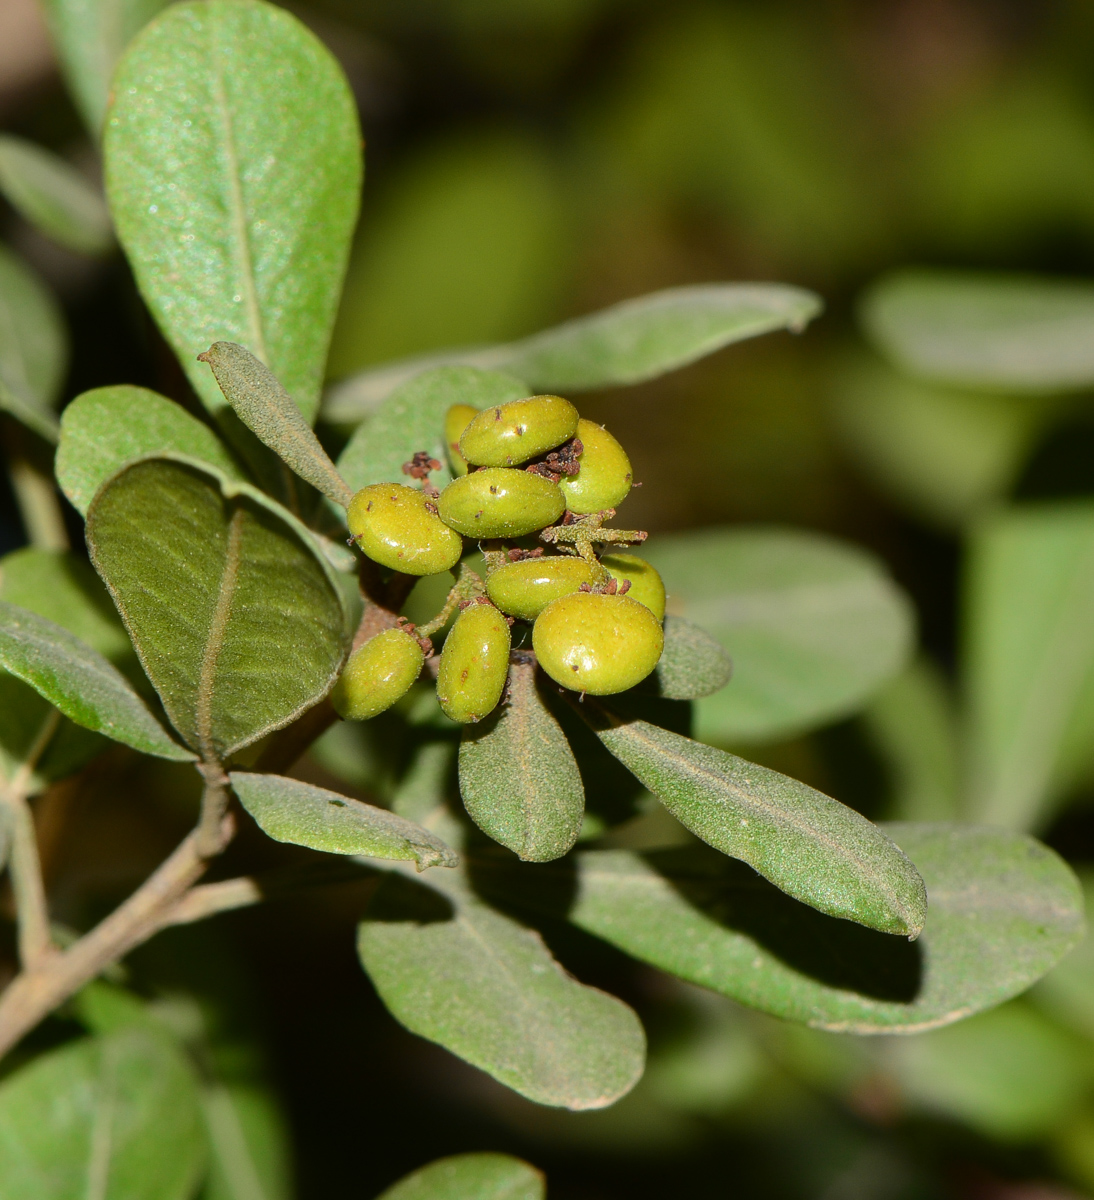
[104,0,361,425]
[459,660,584,862]
[0,135,112,256]
[324,283,823,421]
[640,615,732,700]
[378,1153,545,1200]
[0,1026,207,1199]
[57,385,245,517]
[357,864,645,1109]
[585,706,926,936]
[643,527,913,742]
[199,341,353,506]
[337,366,528,493]
[230,771,457,870]
[86,454,348,761]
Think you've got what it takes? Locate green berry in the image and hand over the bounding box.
[486,556,606,620]
[331,628,424,721]
[437,601,512,723]
[348,483,463,576]
[459,395,578,467]
[533,592,663,694]
[444,403,478,478]
[437,468,565,538]
[558,419,633,514]
[600,553,666,621]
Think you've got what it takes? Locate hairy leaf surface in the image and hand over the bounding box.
[642,615,732,700]
[378,1153,545,1200]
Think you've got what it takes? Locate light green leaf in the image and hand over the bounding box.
[586,708,926,936]
[337,366,528,494]
[323,283,823,421]
[41,0,175,133]
[202,1081,291,1200]
[0,242,67,442]
[527,823,1083,1033]
[230,771,457,870]
[357,866,645,1109]
[861,270,1094,393]
[458,659,584,862]
[104,0,361,425]
[0,135,112,256]
[377,1153,545,1200]
[0,600,193,761]
[86,454,348,760]
[0,1027,207,1199]
[199,341,352,506]
[641,615,732,700]
[643,527,914,742]
[57,385,245,517]
[965,502,1094,831]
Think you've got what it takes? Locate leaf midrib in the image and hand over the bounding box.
[196,506,245,759]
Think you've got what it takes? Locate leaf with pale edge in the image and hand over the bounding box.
[640,615,732,700]
[0,243,66,442]
[378,1153,545,1200]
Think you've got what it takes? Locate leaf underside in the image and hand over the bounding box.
[377,1153,545,1200]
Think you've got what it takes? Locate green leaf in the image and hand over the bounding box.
[337,366,529,494]
[41,0,174,133]
[202,1081,291,1200]
[0,600,194,761]
[861,270,1094,393]
[458,659,584,862]
[643,527,913,742]
[104,0,361,425]
[377,1153,545,1200]
[0,1027,207,1199]
[86,455,348,760]
[57,385,245,517]
[965,502,1094,831]
[641,615,732,700]
[0,135,112,256]
[199,341,352,506]
[539,822,1083,1033]
[323,283,823,421]
[230,771,457,870]
[0,242,67,442]
[357,866,645,1109]
[586,708,926,936]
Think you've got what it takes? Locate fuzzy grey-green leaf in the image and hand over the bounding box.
[642,615,732,700]
[0,243,66,442]
[378,1154,545,1200]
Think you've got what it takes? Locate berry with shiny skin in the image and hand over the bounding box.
[558,419,633,514]
[438,468,565,538]
[533,592,663,695]
[486,556,606,621]
[348,483,463,576]
[437,601,512,723]
[331,629,424,721]
[459,395,578,467]
[444,403,478,477]
[599,553,666,621]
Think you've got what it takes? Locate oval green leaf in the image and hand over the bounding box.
[378,1153,545,1200]
[640,615,732,700]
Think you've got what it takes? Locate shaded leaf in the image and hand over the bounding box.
[0,1027,207,1199]
[378,1153,545,1200]
[643,527,913,742]
[104,0,361,424]
[202,1081,291,1200]
[640,615,732,700]
[459,660,584,862]
[586,709,926,936]
[57,385,245,517]
[357,866,645,1109]
[86,455,347,760]
[325,283,822,420]
[0,135,112,256]
[230,771,457,870]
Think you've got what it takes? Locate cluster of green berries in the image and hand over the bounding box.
[331,394,666,725]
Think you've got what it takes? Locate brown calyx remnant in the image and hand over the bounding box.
[506,547,544,562]
[525,437,583,483]
[402,450,443,498]
[578,578,632,596]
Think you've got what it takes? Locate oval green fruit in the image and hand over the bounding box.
[437,601,512,723]
[533,592,663,695]
[459,395,578,467]
[600,553,666,621]
[348,483,463,576]
[445,403,478,477]
[486,556,606,621]
[331,628,424,721]
[438,468,565,538]
[559,419,633,514]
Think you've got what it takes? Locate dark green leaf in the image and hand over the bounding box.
[86,455,348,760]
[357,866,645,1109]
[0,1027,207,1199]
[0,243,66,442]
[643,527,913,742]
[459,660,584,862]
[0,135,112,256]
[586,709,926,936]
[230,771,457,870]
[641,615,732,700]
[202,1081,292,1200]
[57,385,245,517]
[378,1153,545,1200]
[104,0,361,424]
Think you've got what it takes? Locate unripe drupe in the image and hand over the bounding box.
[348,483,463,576]
[486,556,606,621]
[600,553,666,621]
[438,468,565,538]
[444,403,478,477]
[558,419,633,514]
[459,395,578,467]
[331,628,424,721]
[437,601,511,722]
